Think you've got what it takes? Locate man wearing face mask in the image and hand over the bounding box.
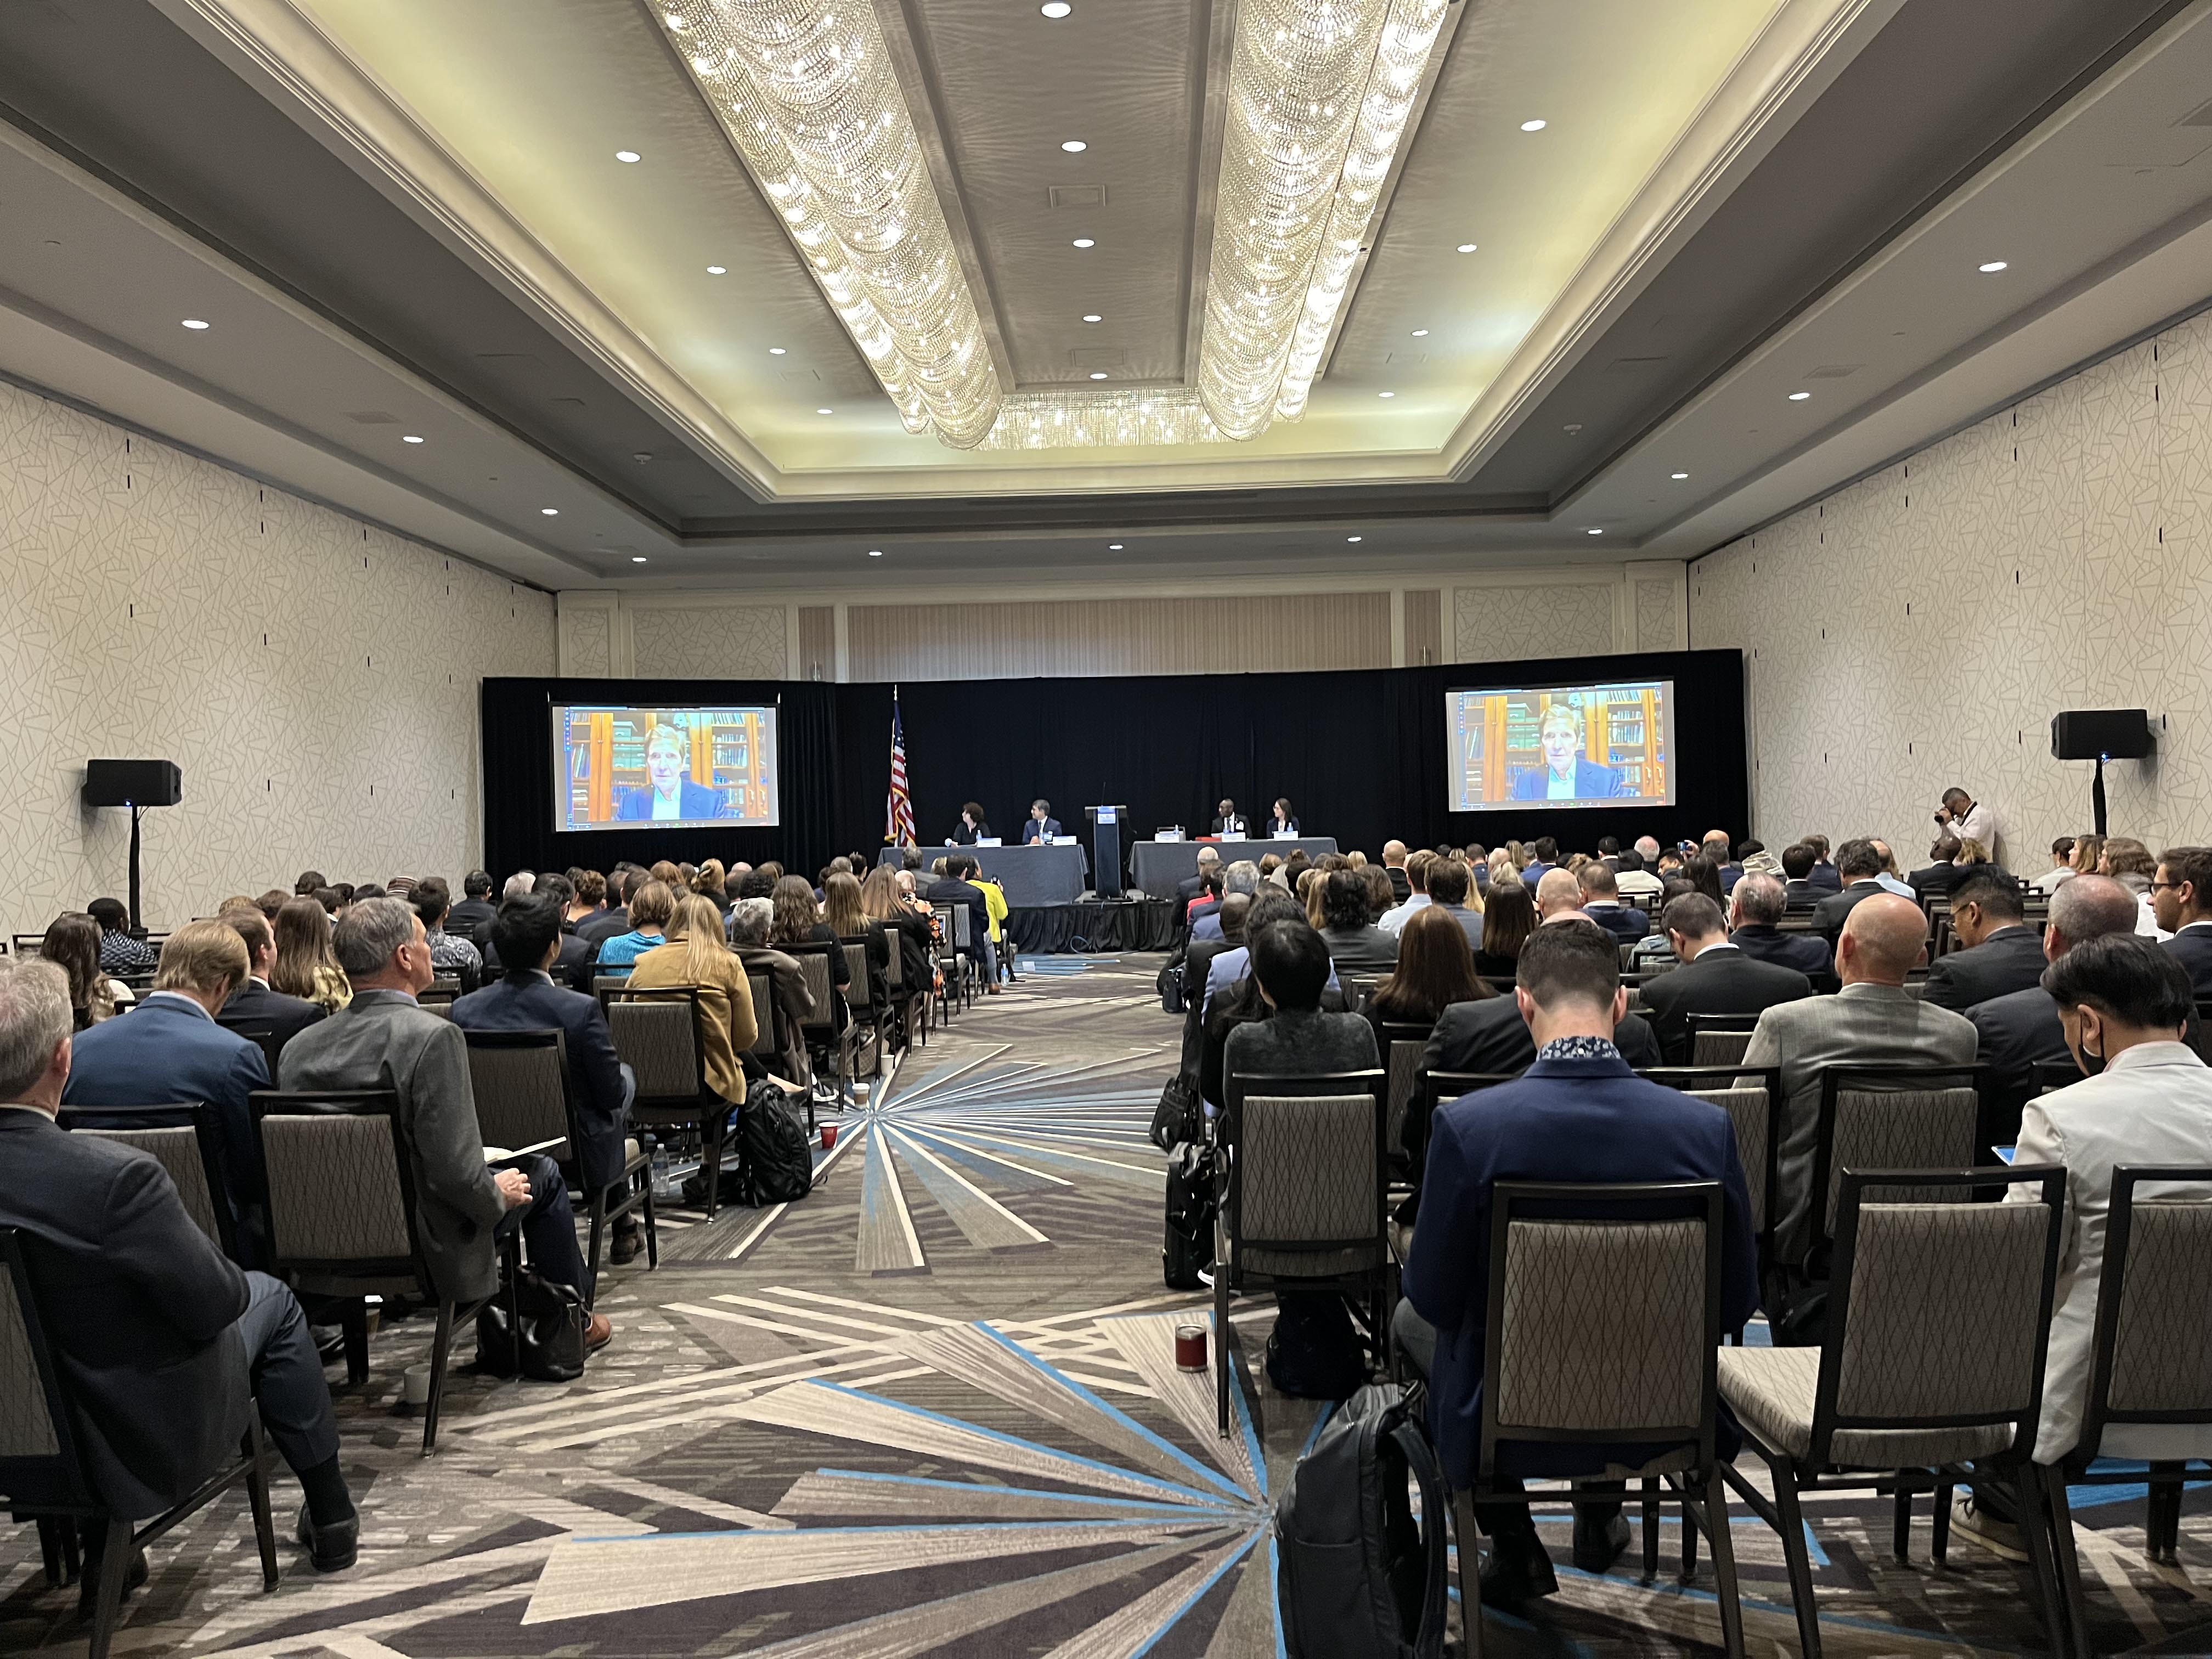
[1948,935,2212,1562]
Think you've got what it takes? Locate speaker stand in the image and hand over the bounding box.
[2091,757,2108,840]
[128,805,144,930]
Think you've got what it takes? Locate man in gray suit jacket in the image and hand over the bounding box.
[279,900,606,1350]
[1742,893,1978,1265]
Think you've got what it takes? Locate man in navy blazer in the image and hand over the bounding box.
[451,895,638,1257]
[2152,846,2212,995]
[1727,875,1833,982]
[1020,800,1063,843]
[1400,919,1757,1608]
[64,921,269,1258]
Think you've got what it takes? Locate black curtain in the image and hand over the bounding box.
[482,651,1745,884]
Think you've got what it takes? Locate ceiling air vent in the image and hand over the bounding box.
[1048,184,1108,209]
[346,410,397,424]
[1806,363,1861,379]
[1069,346,1126,367]
[1606,356,1668,373]
[2180,95,2212,127]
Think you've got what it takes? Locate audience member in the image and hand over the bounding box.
[86,896,156,974]
[1177,847,1221,904]
[40,912,132,1027]
[1366,905,1485,1049]
[2070,834,2107,881]
[770,873,855,1032]
[413,877,482,984]
[825,870,891,1024]
[1423,858,1485,952]
[1220,919,1379,1094]
[1909,836,1967,900]
[281,899,605,1346]
[1868,839,1916,898]
[1779,843,1825,907]
[1576,862,1648,943]
[929,856,997,988]
[1473,878,1536,979]
[2029,837,2078,895]
[859,863,935,1002]
[593,879,676,972]
[1922,870,2046,1010]
[1397,919,1757,1607]
[1378,850,1435,935]
[1613,847,1662,900]
[1639,893,1813,1064]
[576,867,639,947]
[1743,893,1976,1265]
[0,957,360,1578]
[1521,837,1560,888]
[216,906,325,1049]
[1679,855,1726,911]
[730,895,816,1086]
[292,870,326,898]
[1424,918,1662,1078]
[252,889,290,922]
[451,895,641,1264]
[1532,867,1586,924]
[271,896,352,1012]
[1809,838,1889,945]
[2154,845,2212,994]
[64,920,269,1248]
[1381,840,1412,902]
[1316,867,1398,972]
[1193,860,1262,941]
[691,860,732,918]
[447,869,496,939]
[1727,873,1832,980]
[1933,785,2000,857]
[1802,833,1841,893]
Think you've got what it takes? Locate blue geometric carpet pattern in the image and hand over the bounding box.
[5,953,2212,1655]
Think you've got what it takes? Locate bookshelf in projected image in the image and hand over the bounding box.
[1461,689,1667,803]
[565,709,775,825]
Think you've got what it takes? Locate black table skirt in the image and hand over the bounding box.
[1128,837,1340,899]
[878,843,1089,906]
[1005,901,1177,954]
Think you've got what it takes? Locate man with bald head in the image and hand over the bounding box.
[1534,868,1588,924]
[1381,840,1412,904]
[1742,892,1978,1266]
[1970,874,2153,1142]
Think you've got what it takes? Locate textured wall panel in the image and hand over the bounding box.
[1454,583,1617,662]
[1403,589,1442,666]
[629,603,789,679]
[1691,309,2212,862]
[0,381,555,932]
[798,605,836,682]
[847,592,1392,680]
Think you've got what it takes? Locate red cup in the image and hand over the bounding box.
[820,1124,839,1151]
[1174,1323,1207,1371]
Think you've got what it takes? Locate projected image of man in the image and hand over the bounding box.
[616,724,726,822]
[1511,702,1628,800]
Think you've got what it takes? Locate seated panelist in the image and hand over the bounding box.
[1266,798,1300,836]
[1212,798,1249,838]
[1509,703,1628,800]
[613,724,726,821]
[949,801,991,845]
[1022,799,1062,843]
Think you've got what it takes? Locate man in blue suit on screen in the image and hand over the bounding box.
[615,721,727,821]
[1510,701,1629,801]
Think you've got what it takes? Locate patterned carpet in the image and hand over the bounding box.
[5,953,2211,1656]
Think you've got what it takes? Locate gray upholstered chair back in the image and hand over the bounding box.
[606,996,703,1099]
[0,1256,60,1459]
[882,937,905,989]
[795,950,836,1036]
[2104,1191,2212,1419]
[592,974,630,997]
[840,942,870,1012]
[1691,1028,1756,1068]
[1688,1086,1772,1237]
[81,1125,223,1246]
[746,969,777,1057]
[461,1032,572,1161]
[1236,1090,1382,1278]
[1494,1216,1708,1434]
[1824,1086,1978,1228]
[261,1114,414,1263]
[1385,1039,1424,1158]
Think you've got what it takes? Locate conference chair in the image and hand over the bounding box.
[54,1101,240,1264]
[0,1229,279,1659]
[461,1028,657,1309]
[783,941,860,1122]
[1637,1066,1784,1318]
[250,1088,511,1453]
[216,1017,285,1080]
[2039,1166,2212,1657]
[2029,1058,2085,1101]
[591,973,631,998]
[1215,1069,1391,1436]
[1717,1166,2069,1659]
[744,965,787,1081]
[1804,1064,1990,1272]
[1685,1012,1761,1069]
[1370,1018,1432,1177]
[10,934,48,956]
[599,986,738,1220]
[1403,1069,1521,1198]
[419,979,462,1009]
[928,903,965,1019]
[879,929,928,1051]
[837,938,885,1079]
[1454,1181,1744,1659]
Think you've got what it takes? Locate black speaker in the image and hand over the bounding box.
[83,759,183,808]
[2051,710,2152,762]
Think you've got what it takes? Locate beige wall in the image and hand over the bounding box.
[557,561,1686,681]
[0,379,556,933]
[1689,305,2212,864]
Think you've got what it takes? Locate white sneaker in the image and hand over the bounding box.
[1950,1493,2027,1562]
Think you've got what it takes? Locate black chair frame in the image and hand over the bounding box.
[1401,1069,1521,1197]
[1,1231,278,1658]
[599,985,744,1220]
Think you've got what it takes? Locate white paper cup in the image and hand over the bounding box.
[402,1362,433,1407]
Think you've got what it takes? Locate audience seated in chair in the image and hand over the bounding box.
[1194,861,1261,943]
[1638,893,1814,1065]
[2152,845,2212,995]
[452,894,642,1265]
[413,878,483,987]
[1921,869,2048,1011]
[1728,873,1832,981]
[590,879,675,974]
[1316,868,1400,974]
[1741,893,1976,1268]
[86,896,155,975]
[215,907,325,1051]
[1397,919,1758,1610]
[1378,849,1435,936]
[1576,861,1649,943]
[1221,917,1380,1089]
[279,898,607,1351]
[0,956,359,1585]
[629,894,761,1106]
[1421,860,1485,954]
[40,912,134,1029]
[1809,838,1891,945]
[730,896,816,1087]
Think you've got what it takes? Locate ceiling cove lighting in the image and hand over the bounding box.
[1060,139,1087,153]
[1979,259,2008,273]
[656,1,1000,448]
[615,149,642,163]
[1787,390,1811,401]
[402,434,425,444]
[1203,0,1451,435]
[180,318,211,330]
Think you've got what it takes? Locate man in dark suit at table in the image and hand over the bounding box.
[451,894,642,1265]
[1397,920,1758,1606]
[1021,799,1063,843]
[216,906,326,1053]
[1922,870,2049,1011]
[1212,799,1248,838]
[2152,846,2212,995]
[1638,893,1813,1064]
[1728,874,1834,983]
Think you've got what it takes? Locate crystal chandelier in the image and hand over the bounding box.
[660,0,1003,449]
[971,388,1231,452]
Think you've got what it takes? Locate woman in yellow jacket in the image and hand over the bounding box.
[976,873,1016,985]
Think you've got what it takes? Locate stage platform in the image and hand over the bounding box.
[1003,899,1177,953]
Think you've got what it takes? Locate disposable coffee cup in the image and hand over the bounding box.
[1174,1324,1207,1372]
[821,1123,839,1151]
[402,1362,433,1407]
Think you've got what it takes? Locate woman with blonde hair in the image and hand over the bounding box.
[693,858,733,916]
[628,894,758,1103]
[271,896,351,1011]
[862,864,936,1000]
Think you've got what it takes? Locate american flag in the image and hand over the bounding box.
[885,689,915,846]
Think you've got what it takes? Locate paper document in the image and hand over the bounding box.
[483,1137,565,1163]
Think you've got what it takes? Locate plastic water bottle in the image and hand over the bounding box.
[651,1144,674,1204]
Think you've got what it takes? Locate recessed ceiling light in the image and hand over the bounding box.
[706,264,727,275]
[1082,313,1102,323]
[1585,527,1603,535]
[541,507,560,516]
[867,548,884,557]
[816,407,834,414]
[1377,391,1395,399]
[1787,391,1811,401]
[1040,1,1071,14]
[180,318,210,330]
[1108,542,1124,550]
[1979,260,2008,273]
[631,555,648,563]
[1071,238,1095,249]
[1088,371,1108,380]
[1410,328,1429,337]
[1455,243,1477,254]
[1520,119,1547,132]
[769,346,786,354]
[1346,535,1362,543]
[614,150,641,163]
[402,434,425,444]
[1671,471,1688,479]
[1060,140,1087,153]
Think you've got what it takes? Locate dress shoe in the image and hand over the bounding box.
[1571,1509,1632,1573]
[1950,1493,2027,1562]
[295,1504,359,1573]
[609,1223,643,1266]
[584,1312,613,1353]
[76,1533,148,1615]
[1476,1538,1558,1610]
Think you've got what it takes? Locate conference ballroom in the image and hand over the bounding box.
[8,0,2212,1654]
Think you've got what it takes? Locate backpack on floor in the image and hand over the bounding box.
[1159,961,1186,1014]
[1163,1137,1216,1290]
[1277,1383,1447,1659]
[1265,1291,1368,1401]
[742,1080,815,1206]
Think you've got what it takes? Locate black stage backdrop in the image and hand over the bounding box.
[483,650,1744,887]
